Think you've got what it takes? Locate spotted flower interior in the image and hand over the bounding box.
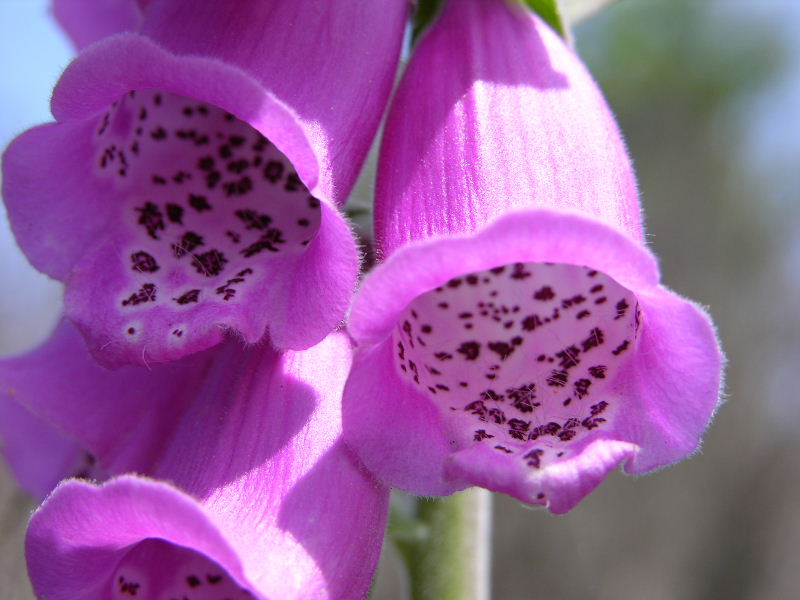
[394,262,640,471]
[112,538,253,599]
[86,89,321,357]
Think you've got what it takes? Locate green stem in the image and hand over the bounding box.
[396,489,492,600]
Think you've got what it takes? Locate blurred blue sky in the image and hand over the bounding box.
[0,0,71,354]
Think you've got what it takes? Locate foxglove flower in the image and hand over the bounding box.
[3,0,406,367]
[343,0,723,513]
[2,321,388,599]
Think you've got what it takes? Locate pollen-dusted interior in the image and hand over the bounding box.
[93,89,321,337]
[111,538,253,599]
[393,262,640,471]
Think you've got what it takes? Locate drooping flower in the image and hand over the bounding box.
[343,0,723,513]
[3,0,407,368]
[2,321,388,599]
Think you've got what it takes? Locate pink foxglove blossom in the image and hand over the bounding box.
[343,0,723,513]
[3,0,406,368]
[2,321,387,599]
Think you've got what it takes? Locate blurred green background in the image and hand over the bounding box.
[1,1,799,599]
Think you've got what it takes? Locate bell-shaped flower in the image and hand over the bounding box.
[3,0,407,368]
[343,0,723,513]
[2,320,388,599]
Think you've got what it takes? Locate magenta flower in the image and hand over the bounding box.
[343,0,724,513]
[2,321,388,599]
[3,0,406,368]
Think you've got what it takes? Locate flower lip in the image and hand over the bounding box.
[344,210,721,510]
[51,33,321,201]
[70,87,324,365]
[25,476,258,600]
[349,209,660,347]
[3,35,362,366]
[393,261,641,465]
[112,537,256,600]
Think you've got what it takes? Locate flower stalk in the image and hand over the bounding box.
[396,489,492,600]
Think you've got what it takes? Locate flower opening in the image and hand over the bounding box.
[90,89,321,348]
[111,539,253,600]
[393,261,639,470]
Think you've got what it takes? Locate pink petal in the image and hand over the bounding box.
[351,211,659,347]
[616,286,724,472]
[343,339,467,497]
[140,0,407,206]
[0,318,215,475]
[0,392,89,500]
[52,0,142,50]
[25,332,388,599]
[4,30,367,364]
[375,0,641,257]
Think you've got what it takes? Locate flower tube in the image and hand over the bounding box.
[3,0,406,367]
[52,0,143,50]
[343,0,723,513]
[2,322,388,599]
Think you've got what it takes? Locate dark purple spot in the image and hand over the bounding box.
[285,172,303,191]
[241,229,286,257]
[263,160,284,183]
[521,314,543,331]
[130,251,159,273]
[547,369,568,387]
[135,202,164,240]
[191,249,228,277]
[474,429,495,441]
[588,365,607,379]
[581,327,605,352]
[508,418,531,440]
[558,429,577,441]
[615,299,629,319]
[506,383,538,413]
[172,231,204,258]
[235,209,272,230]
[166,203,184,224]
[612,340,630,356]
[457,341,481,360]
[556,345,581,369]
[524,448,544,468]
[121,283,157,307]
[197,156,215,171]
[488,341,515,360]
[174,289,201,305]
[188,194,211,212]
[510,263,532,279]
